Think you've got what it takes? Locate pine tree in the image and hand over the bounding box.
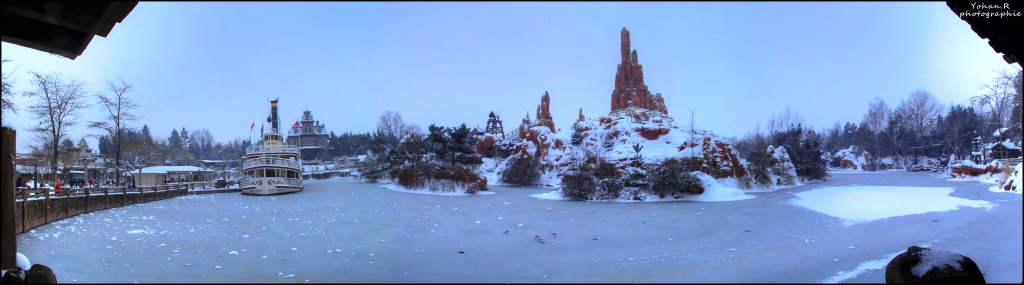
[169,129,181,150]
[141,124,152,144]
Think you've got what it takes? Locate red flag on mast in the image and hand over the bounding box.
[293,121,299,128]
[250,122,255,131]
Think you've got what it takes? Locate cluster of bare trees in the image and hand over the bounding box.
[823,67,1019,165]
[376,111,423,145]
[5,61,255,183]
[1,57,15,115]
[22,72,94,181]
[732,66,1021,170]
[87,78,139,184]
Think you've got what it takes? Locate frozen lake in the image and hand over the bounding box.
[14,172,1023,283]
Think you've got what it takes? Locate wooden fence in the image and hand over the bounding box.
[11,182,224,235]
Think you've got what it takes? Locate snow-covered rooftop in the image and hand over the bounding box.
[999,140,1021,150]
[131,166,211,174]
[993,127,1009,137]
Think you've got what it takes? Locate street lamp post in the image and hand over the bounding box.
[90,158,96,188]
[137,166,143,189]
[34,159,41,191]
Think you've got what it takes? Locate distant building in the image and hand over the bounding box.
[127,166,217,187]
[64,138,107,183]
[287,108,330,162]
[986,140,1022,160]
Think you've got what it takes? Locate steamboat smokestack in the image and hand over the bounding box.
[270,98,279,132]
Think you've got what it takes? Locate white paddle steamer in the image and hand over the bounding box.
[241,99,303,195]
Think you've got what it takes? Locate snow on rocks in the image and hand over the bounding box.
[993,162,1022,194]
[834,146,869,171]
[16,252,32,270]
[911,249,964,277]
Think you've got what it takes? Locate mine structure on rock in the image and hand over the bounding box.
[484,111,505,139]
[610,27,668,115]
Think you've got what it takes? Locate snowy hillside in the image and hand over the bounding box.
[479,107,785,201]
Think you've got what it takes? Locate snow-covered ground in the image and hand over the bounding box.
[13,172,1022,283]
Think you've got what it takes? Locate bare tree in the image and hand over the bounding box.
[405,123,425,137]
[688,108,697,157]
[1008,69,1023,144]
[377,110,406,139]
[120,138,158,178]
[24,72,90,180]
[1,57,17,115]
[861,97,891,155]
[972,66,1021,139]
[88,77,140,186]
[767,105,804,146]
[885,107,910,162]
[895,90,942,143]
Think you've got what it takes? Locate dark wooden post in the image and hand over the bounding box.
[43,183,49,223]
[85,188,90,213]
[65,184,70,219]
[1,127,17,269]
[21,188,28,234]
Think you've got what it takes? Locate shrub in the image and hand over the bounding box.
[622,165,649,188]
[570,126,584,146]
[736,175,753,189]
[466,177,487,194]
[745,152,774,188]
[357,158,387,183]
[394,163,427,189]
[772,163,796,186]
[648,160,705,198]
[677,158,705,172]
[595,178,624,200]
[392,161,487,193]
[593,159,619,180]
[561,172,597,201]
[863,160,879,172]
[499,154,542,187]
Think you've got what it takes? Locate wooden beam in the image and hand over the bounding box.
[1,1,137,60]
[1,12,92,60]
[1,127,17,270]
[2,3,99,35]
[94,1,138,37]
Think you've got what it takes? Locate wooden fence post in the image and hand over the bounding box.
[21,189,28,234]
[65,186,70,219]
[43,185,49,224]
[1,127,17,269]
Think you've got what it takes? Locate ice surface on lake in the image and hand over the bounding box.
[11,172,1021,283]
[789,186,992,225]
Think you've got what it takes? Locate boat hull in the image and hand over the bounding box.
[240,177,303,195]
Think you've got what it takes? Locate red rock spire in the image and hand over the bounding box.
[536,91,555,132]
[610,27,668,115]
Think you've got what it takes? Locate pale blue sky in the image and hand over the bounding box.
[1,2,1013,153]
